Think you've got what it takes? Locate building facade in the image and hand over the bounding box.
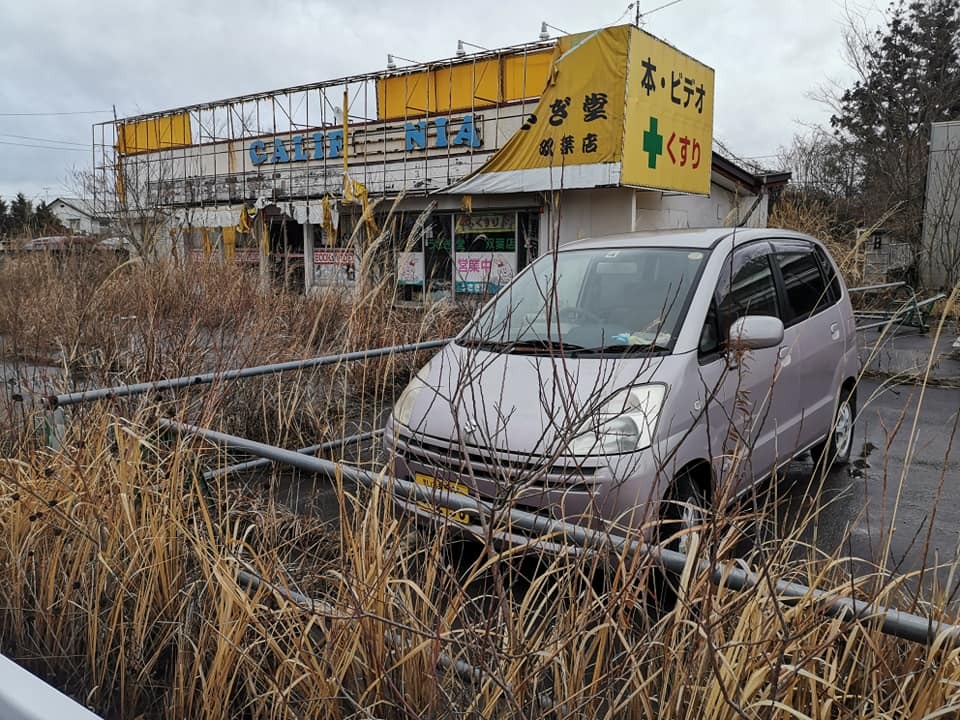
[47,197,109,235]
[92,24,788,295]
[921,120,960,290]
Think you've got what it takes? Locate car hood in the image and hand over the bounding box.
[401,342,685,455]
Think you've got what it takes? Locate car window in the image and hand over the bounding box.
[776,250,831,324]
[814,245,842,303]
[714,244,779,342]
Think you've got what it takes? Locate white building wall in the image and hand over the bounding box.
[540,181,769,251]
[636,184,765,230]
[49,200,101,235]
[921,120,960,290]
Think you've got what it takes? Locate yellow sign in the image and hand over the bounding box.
[451,25,714,196]
[116,112,192,155]
[376,49,554,120]
[621,31,714,194]
[468,25,630,175]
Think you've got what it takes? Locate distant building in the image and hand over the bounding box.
[47,197,109,235]
[921,121,960,290]
[92,24,789,295]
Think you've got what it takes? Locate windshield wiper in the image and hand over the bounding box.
[457,337,507,351]
[571,342,671,356]
[507,339,588,354]
[459,337,587,354]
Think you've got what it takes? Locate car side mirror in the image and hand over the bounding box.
[728,315,784,351]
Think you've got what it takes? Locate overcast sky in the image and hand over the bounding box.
[0,0,885,204]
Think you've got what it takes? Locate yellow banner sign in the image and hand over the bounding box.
[621,31,714,194]
[452,25,714,195]
[472,25,631,174]
[116,112,192,156]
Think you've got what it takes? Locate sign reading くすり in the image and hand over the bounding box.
[621,31,714,194]
[450,25,714,196]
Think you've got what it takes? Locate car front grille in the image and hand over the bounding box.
[395,431,601,492]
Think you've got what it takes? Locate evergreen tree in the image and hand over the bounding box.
[34,201,65,235]
[830,0,960,245]
[0,196,8,237]
[9,193,33,237]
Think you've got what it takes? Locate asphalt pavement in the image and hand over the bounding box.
[769,376,960,599]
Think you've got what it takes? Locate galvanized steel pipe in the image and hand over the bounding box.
[162,418,960,648]
[203,429,383,481]
[47,339,452,409]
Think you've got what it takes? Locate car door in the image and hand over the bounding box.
[771,240,844,452]
[696,241,798,494]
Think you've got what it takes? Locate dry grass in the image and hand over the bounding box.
[2,408,959,718]
[0,244,958,718]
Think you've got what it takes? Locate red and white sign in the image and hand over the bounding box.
[398,252,425,285]
[314,248,356,267]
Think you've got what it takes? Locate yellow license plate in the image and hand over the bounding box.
[414,472,472,524]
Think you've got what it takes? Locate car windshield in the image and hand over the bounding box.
[460,246,708,354]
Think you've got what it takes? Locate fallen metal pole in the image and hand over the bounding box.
[203,429,382,481]
[47,339,452,409]
[848,281,908,294]
[161,418,960,648]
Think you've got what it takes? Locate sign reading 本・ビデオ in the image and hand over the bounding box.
[449,25,714,196]
[620,30,714,194]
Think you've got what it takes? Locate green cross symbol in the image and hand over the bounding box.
[642,116,663,169]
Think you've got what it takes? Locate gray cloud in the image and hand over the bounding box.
[0,0,881,202]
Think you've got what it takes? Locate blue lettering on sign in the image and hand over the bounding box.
[452,114,481,147]
[271,138,290,163]
[291,135,307,161]
[326,130,343,159]
[247,116,481,165]
[434,117,448,148]
[405,121,427,151]
[249,140,267,165]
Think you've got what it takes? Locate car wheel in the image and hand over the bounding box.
[659,468,711,556]
[811,386,856,470]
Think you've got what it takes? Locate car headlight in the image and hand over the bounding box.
[392,362,432,428]
[569,385,666,455]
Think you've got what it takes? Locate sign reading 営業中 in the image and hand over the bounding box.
[454,251,516,294]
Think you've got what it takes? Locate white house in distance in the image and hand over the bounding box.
[47,197,109,235]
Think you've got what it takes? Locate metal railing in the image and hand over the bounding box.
[163,417,960,649]
[46,338,452,409]
[849,281,946,332]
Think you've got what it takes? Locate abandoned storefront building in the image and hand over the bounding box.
[93,24,789,297]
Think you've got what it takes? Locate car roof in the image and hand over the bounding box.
[560,228,817,252]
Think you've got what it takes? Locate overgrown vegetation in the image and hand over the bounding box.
[774,0,960,288]
[0,248,958,718]
[0,192,66,238]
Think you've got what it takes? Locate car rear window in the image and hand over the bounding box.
[776,250,831,323]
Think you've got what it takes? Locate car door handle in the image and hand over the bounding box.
[778,346,791,362]
[830,322,841,340]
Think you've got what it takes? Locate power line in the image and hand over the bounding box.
[0,140,88,152]
[0,109,112,117]
[0,133,87,148]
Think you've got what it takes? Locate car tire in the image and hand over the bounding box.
[810,385,856,470]
[659,468,710,556]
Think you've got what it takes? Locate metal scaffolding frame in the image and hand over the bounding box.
[90,38,555,230]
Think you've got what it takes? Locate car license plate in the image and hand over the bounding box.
[414,472,472,524]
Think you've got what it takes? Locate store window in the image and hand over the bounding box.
[453,212,517,295]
